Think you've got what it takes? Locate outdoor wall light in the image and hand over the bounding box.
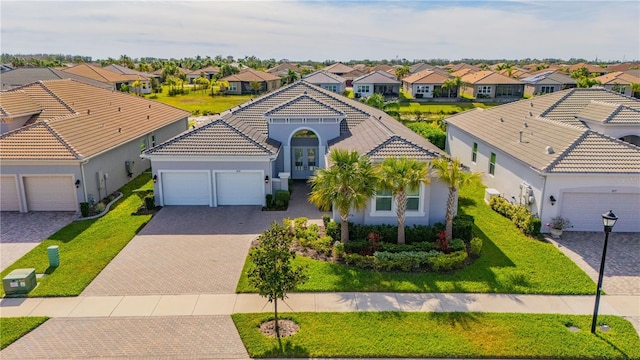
[549,195,556,206]
[264,175,270,184]
[75,179,81,188]
[153,175,158,183]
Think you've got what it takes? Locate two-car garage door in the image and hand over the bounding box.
[160,171,264,206]
[560,192,640,232]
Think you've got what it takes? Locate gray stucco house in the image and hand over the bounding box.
[142,80,449,226]
[0,79,190,212]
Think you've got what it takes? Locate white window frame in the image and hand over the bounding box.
[229,83,238,91]
[370,184,425,217]
[323,84,338,93]
[416,85,429,93]
[477,86,491,95]
[472,142,478,163]
[540,86,555,94]
[151,134,156,147]
[489,152,496,176]
[356,85,370,93]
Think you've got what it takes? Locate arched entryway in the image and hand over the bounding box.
[620,134,640,147]
[290,129,319,179]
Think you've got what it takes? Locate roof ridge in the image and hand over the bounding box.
[367,135,440,159]
[41,121,82,159]
[36,80,78,116]
[215,119,274,154]
[539,88,577,117]
[264,92,345,117]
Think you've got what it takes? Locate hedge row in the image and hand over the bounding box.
[489,197,541,236]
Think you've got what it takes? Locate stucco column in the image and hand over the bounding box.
[318,145,326,169]
[278,172,290,192]
[284,145,291,173]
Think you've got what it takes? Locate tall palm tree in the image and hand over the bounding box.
[442,76,468,98]
[430,157,481,240]
[376,158,430,244]
[308,149,377,243]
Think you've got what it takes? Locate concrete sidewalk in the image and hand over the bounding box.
[2,292,638,319]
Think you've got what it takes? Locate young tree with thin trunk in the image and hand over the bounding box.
[308,149,377,243]
[248,222,307,338]
[376,157,430,244]
[430,157,481,240]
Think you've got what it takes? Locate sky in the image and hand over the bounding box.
[1,0,639,62]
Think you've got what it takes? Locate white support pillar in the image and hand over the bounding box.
[283,145,291,173]
[278,172,290,192]
[318,145,326,169]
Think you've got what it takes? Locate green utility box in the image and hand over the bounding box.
[3,268,37,295]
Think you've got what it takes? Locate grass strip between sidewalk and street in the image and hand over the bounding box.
[0,173,153,297]
[237,180,595,294]
[0,317,48,350]
[232,312,640,359]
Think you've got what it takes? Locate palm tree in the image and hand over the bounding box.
[442,76,468,98]
[395,65,410,81]
[131,80,142,96]
[376,158,429,244]
[308,149,377,243]
[430,157,481,240]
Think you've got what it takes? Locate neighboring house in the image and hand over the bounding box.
[352,70,401,98]
[323,62,355,77]
[368,64,394,73]
[497,68,532,80]
[520,71,578,97]
[450,68,476,78]
[606,62,640,73]
[102,64,159,80]
[1,67,114,91]
[594,72,640,97]
[409,63,450,76]
[186,66,220,83]
[219,68,281,95]
[1,64,15,73]
[460,71,524,99]
[402,70,454,99]
[341,68,367,87]
[266,63,304,77]
[61,63,152,94]
[152,67,190,81]
[0,79,190,212]
[446,88,640,232]
[142,80,449,227]
[443,63,481,73]
[302,70,347,94]
[568,63,607,76]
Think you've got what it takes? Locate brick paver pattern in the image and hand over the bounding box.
[0,316,249,359]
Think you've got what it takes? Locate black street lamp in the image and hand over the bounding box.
[591,209,618,334]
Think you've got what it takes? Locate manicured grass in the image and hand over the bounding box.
[0,317,48,350]
[233,312,640,358]
[0,173,153,297]
[398,101,494,114]
[237,180,595,294]
[147,87,254,114]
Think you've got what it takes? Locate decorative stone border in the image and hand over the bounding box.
[75,192,123,221]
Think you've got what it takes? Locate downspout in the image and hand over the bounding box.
[80,159,89,203]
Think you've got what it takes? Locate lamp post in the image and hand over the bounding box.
[591,209,618,334]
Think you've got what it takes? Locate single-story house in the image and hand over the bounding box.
[446,88,640,232]
[142,80,450,227]
[460,71,524,99]
[521,71,578,97]
[402,70,454,99]
[219,68,281,95]
[102,64,160,81]
[186,66,220,83]
[352,70,401,98]
[341,68,367,87]
[1,67,115,91]
[497,68,532,80]
[606,62,640,73]
[594,72,640,98]
[568,63,607,76]
[443,63,481,73]
[0,79,190,212]
[302,70,347,94]
[61,64,152,94]
[266,63,308,78]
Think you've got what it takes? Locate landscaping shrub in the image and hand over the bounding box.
[452,215,474,242]
[326,221,340,241]
[406,122,446,150]
[489,197,540,236]
[95,203,106,213]
[332,242,345,260]
[343,239,370,254]
[405,225,435,243]
[144,195,155,210]
[343,253,376,269]
[80,202,90,217]
[299,235,333,256]
[427,250,468,272]
[348,223,436,244]
[469,237,483,257]
[322,214,331,229]
[378,242,437,253]
[265,194,273,207]
[274,190,290,209]
[449,238,466,252]
[373,251,441,271]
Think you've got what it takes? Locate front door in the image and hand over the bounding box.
[292,147,318,179]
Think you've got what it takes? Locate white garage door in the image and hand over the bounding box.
[216,172,263,205]
[24,176,77,211]
[561,192,640,232]
[161,172,210,205]
[1,176,20,211]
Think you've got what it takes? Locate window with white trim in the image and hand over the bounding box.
[229,83,237,91]
[323,84,338,93]
[375,189,392,211]
[406,186,420,211]
[151,135,156,147]
[356,85,370,93]
[540,86,555,94]
[472,142,478,163]
[489,152,496,175]
[140,138,147,152]
[416,85,429,93]
[373,186,422,214]
[477,86,491,95]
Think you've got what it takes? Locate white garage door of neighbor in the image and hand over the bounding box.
[24,176,77,211]
[0,176,20,211]
[216,172,263,205]
[560,192,640,232]
[161,172,210,205]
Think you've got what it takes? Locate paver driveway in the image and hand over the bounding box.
[0,212,76,271]
[82,182,326,296]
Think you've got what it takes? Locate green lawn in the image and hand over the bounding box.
[146,86,254,114]
[0,173,153,297]
[233,312,640,358]
[236,180,595,294]
[398,101,494,114]
[0,317,48,350]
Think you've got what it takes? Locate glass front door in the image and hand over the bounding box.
[292,147,318,179]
